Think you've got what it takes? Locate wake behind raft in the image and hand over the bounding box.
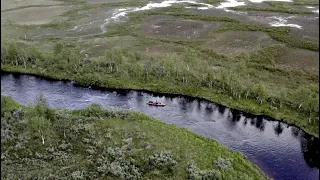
[147,101,166,107]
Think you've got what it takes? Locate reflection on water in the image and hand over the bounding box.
[301,133,319,169]
[274,122,284,136]
[1,73,319,180]
[292,126,300,138]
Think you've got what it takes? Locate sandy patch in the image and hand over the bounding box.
[1,0,62,11]
[205,31,277,56]
[277,47,319,73]
[143,15,224,40]
[1,6,75,25]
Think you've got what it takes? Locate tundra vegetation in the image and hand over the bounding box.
[231,1,316,14]
[1,95,268,179]
[0,1,319,136]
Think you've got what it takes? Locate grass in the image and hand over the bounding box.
[293,0,319,5]
[231,1,314,14]
[1,5,65,13]
[144,6,240,23]
[105,6,318,52]
[216,23,319,51]
[207,0,224,5]
[2,1,95,30]
[99,0,148,7]
[147,12,240,23]
[1,95,269,179]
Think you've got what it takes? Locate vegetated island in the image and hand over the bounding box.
[1,95,268,179]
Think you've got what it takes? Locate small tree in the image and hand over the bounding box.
[306,93,319,123]
[1,45,7,64]
[53,43,63,55]
[292,86,312,109]
[278,89,288,109]
[235,59,247,77]
[214,157,233,172]
[254,83,268,104]
[55,110,72,139]
[27,116,51,145]
[7,43,19,65]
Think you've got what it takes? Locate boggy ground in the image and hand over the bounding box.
[1,0,319,138]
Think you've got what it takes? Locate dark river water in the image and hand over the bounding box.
[1,72,319,180]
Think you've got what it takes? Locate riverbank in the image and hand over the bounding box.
[1,95,269,179]
[1,63,318,137]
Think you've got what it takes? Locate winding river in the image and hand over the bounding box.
[1,72,319,180]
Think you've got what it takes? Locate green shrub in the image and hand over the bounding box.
[147,151,177,172]
[214,157,233,172]
[187,161,221,180]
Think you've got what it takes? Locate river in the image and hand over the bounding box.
[1,72,319,180]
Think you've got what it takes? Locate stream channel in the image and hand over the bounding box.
[1,72,319,180]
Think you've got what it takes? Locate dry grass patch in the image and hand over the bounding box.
[1,0,62,11]
[204,31,278,56]
[1,6,75,25]
[76,36,184,58]
[143,15,225,40]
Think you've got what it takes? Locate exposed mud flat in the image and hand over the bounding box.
[203,31,278,56]
[1,6,75,25]
[1,0,62,11]
[143,15,225,40]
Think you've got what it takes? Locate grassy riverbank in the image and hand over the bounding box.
[1,43,319,137]
[1,95,269,179]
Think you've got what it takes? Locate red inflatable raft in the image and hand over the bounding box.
[147,101,166,107]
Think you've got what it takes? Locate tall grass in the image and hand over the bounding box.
[231,1,314,14]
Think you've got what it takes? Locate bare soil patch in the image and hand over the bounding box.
[143,15,225,40]
[277,47,319,74]
[1,6,75,25]
[204,31,277,56]
[1,0,62,11]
